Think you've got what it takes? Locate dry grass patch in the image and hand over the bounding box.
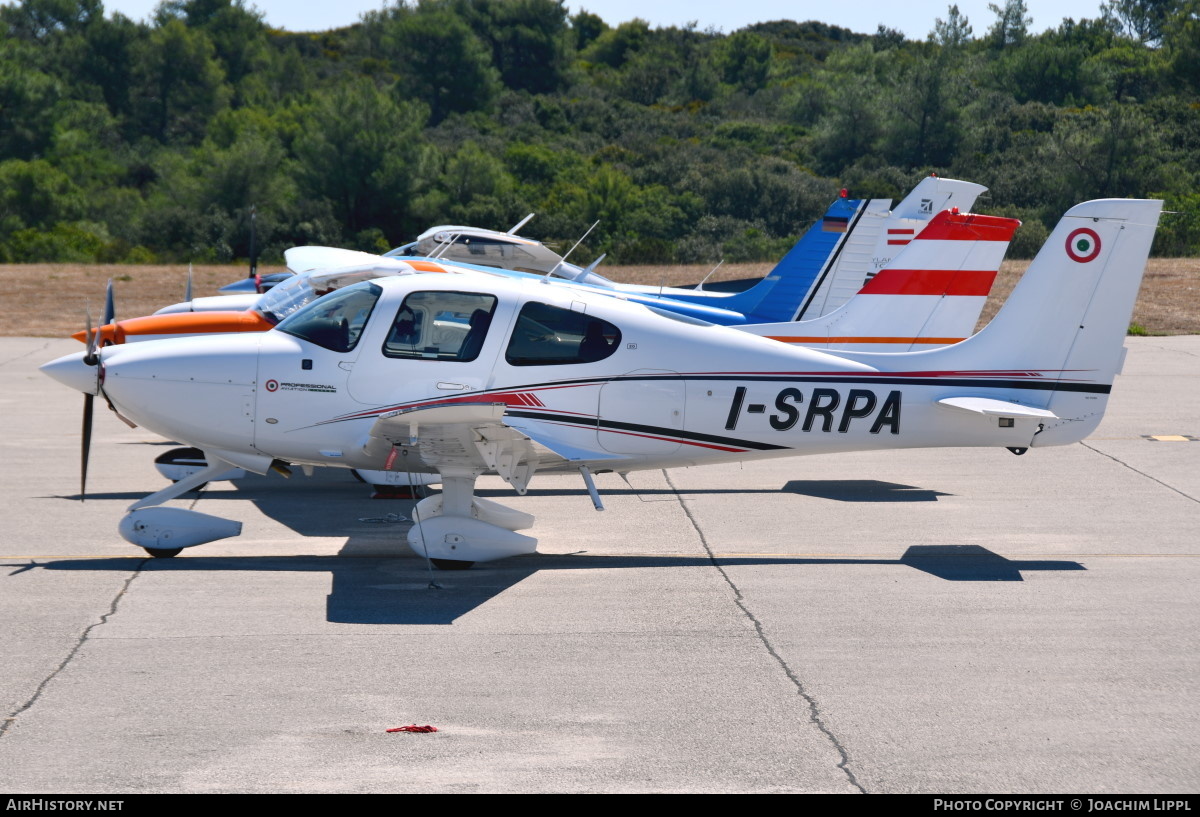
[2,263,285,338]
[1,258,1195,339]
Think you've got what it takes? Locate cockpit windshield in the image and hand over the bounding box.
[256,275,323,325]
[275,281,381,353]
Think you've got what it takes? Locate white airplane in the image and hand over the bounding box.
[149,175,985,326]
[363,174,989,327]
[41,199,1160,568]
[88,200,1013,356]
[73,205,1018,494]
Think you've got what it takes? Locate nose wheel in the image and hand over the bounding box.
[143,547,182,558]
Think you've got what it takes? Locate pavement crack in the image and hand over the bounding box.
[0,340,52,369]
[662,470,866,794]
[0,559,149,739]
[1080,442,1200,504]
[1145,341,1200,359]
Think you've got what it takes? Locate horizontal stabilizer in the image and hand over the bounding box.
[937,397,1058,419]
[307,258,418,290]
[285,246,395,273]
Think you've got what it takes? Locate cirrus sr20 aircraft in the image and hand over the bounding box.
[41,199,1161,569]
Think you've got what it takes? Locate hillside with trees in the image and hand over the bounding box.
[1,0,1197,264]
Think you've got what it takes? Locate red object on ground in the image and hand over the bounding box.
[387,725,438,733]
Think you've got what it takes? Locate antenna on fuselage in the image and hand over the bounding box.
[565,253,606,282]
[694,260,724,292]
[542,220,599,282]
[429,231,464,260]
[508,213,535,235]
[248,205,258,290]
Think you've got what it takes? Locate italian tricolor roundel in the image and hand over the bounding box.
[1066,228,1102,262]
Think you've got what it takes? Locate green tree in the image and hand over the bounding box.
[79,12,145,120]
[1162,0,1200,92]
[808,45,886,174]
[583,18,649,68]
[571,9,606,51]
[931,4,974,47]
[990,33,1105,105]
[366,4,499,124]
[450,0,572,94]
[1101,0,1183,43]
[292,78,433,241]
[715,31,773,93]
[986,0,1032,48]
[0,49,62,159]
[130,18,230,142]
[0,0,101,42]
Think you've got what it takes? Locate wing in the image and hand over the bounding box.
[362,402,617,494]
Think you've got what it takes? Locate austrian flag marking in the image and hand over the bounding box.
[1066,228,1101,262]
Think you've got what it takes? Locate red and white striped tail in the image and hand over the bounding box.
[862,211,1018,299]
[741,210,1019,352]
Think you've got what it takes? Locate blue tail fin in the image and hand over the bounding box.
[716,196,869,323]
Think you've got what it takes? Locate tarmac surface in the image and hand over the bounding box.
[1,336,1197,793]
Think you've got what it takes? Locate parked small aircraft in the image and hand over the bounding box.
[138,175,984,322]
[42,199,1161,569]
[77,190,1009,354]
[396,174,986,324]
[71,205,1018,493]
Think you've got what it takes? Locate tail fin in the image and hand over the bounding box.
[664,177,989,325]
[739,209,1018,351]
[716,195,872,323]
[793,176,989,320]
[890,175,987,221]
[833,199,1163,447]
[969,199,1162,445]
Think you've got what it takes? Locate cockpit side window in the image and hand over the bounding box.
[382,291,498,362]
[275,281,380,353]
[256,275,320,325]
[505,301,621,366]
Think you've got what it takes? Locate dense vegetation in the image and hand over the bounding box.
[1,0,1197,264]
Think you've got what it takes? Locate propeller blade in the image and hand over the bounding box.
[83,302,97,364]
[102,278,115,328]
[185,263,194,304]
[81,392,93,501]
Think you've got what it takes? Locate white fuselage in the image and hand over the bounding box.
[88,273,1084,477]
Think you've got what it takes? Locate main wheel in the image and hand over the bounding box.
[143,547,182,558]
[430,558,474,571]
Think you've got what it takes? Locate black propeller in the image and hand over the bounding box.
[79,279,135,500]
[80,301,100,501]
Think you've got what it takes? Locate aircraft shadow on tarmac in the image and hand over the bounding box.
[11,547,1085,627]
[24,472,1081,625]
